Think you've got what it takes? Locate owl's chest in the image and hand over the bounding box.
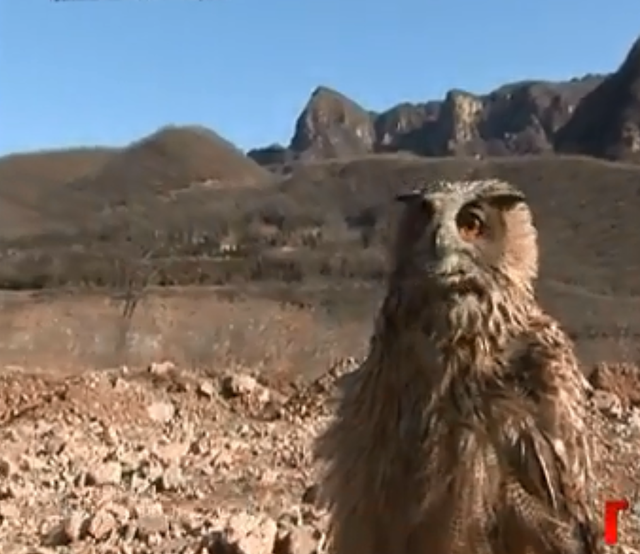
[394,336,527,437]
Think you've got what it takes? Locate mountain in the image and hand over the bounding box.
[289,86,377,161]
[555,38,640,161]
[248,76,605,166]
[248,39,640,165]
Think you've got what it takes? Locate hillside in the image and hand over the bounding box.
[67,125,273,206]
[0,154,638,365]
[0,126,273,240]
[0,147,116,238]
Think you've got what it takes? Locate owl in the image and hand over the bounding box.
[314,179,602,554]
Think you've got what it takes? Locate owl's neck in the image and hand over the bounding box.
[356,282,536,432]
[378,280,535,374]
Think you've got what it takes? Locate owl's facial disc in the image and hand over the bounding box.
[397,197,506,293]
[394,181,531,295]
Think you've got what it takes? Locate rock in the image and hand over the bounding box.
[0,501,21,521]
[40,434,67,457]
[147,401,176,423]
[593,390,625,419]
[132,500,164,519]
[87,508,118,541]
[148,361,176,376]
[86,461,122,486]
[223,512,278,554]
[4,348,640,551]
[0,457,16,478]
[589,363,640,409]
[374,101,439,152]
[274,526,319,554]
[101,425,119,446]
[437,90,484,155]
[43,513,85,546]
[628,409,640,433]
[198,379,216,398]
[221,374,259,398]
[221,374,273,417]
[136,514,169,540]
[107,502,130,524]
[159,464,183,491]
[154,441,190,464]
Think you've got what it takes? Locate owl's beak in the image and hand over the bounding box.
[433,225,459,261]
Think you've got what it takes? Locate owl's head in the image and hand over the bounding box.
[391,179,538,295]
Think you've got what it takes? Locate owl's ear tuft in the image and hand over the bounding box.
[480,180,526,211]
[489,192,526,211]
[395,190,423,203]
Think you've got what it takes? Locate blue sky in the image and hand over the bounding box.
[1,0,638,156]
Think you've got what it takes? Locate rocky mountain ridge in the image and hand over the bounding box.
[2,37,640,199]
[248,76,604,167]
[249,37,640,167]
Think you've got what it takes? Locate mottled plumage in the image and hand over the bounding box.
[314,179,602,554]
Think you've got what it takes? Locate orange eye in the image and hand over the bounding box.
[456,210,483,241]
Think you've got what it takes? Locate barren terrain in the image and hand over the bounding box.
[0,289,638,553]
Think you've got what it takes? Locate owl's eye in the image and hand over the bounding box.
[456,207,484,241]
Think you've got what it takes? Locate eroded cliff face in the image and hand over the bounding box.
[555,38,640,162]
[289,86,376,161]
[437,90,484,155]
[373,101,440,153]
[247,37,640,166]
[248,75,605,165]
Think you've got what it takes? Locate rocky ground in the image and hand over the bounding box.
[0,358,638,554]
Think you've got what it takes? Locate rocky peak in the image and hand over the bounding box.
[374,101,441,155]
[555,37,640,160]
[289,86,376,160]
[244,66,611,167]
[249,77,602,166]
[437,89,485,155]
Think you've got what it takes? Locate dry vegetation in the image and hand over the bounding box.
[1,153,640,364]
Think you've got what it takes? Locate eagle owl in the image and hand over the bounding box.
[314,179,602,554]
